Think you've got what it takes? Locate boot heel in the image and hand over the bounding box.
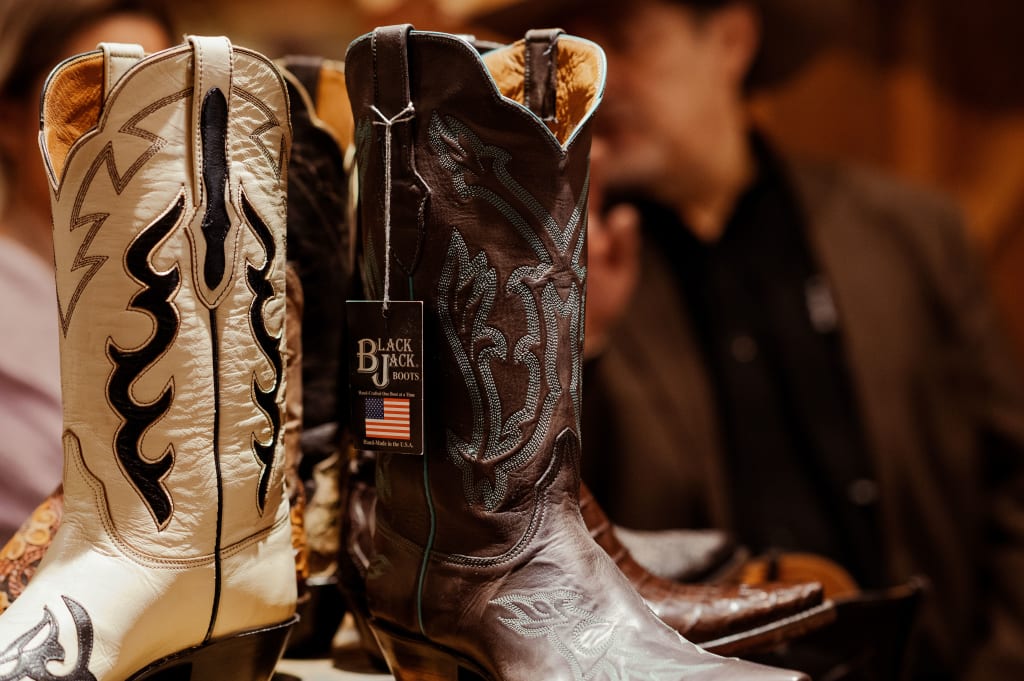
[371,624,486,681]
[129,616,297,681]
[349,605,389,670]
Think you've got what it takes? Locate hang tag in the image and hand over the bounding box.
[347,301,424,455]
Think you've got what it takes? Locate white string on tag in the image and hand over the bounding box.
[370,102,416,314]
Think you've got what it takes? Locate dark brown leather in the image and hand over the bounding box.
[580,485,833,651]
[277,55,356,657]
[339,461,829,660]
[279,55,354,449]
[337,446,386,667]
[367,24,428,279]
[347,26,807,680]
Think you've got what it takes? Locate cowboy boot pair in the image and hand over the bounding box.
[0,36,295,679]
[345,25,808,680]
[0,36,827,674]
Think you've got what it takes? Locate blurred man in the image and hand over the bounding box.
[474,1,1024,678]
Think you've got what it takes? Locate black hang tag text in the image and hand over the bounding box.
[346,300,424,455]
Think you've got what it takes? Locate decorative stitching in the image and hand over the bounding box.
[56,88,191,336]
[241,189,283,515]
[232,86,287,180]
[492,588,719,681]
[429,113,587,513]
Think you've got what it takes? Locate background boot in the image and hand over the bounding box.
[275,54,357,658]
[0,37,295,679]
[579,485,834,655]
[347,25,806,680]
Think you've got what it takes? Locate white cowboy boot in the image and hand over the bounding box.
[0,36,295,680]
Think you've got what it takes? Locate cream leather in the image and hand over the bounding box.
[0,37,295,679]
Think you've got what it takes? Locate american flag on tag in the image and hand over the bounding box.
[365,397,411,440]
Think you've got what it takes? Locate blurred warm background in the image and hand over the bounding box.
[168,0,1024,360]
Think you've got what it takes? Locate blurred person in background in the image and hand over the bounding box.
[0,0,173,541]
[474,0,1024,678]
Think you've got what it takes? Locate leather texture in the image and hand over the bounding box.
[0,267,311,617]
[276,55,357,657]
[346,27,807,680]
[338,456,829,659]
[0,37,295,679]
[579,486,832,653]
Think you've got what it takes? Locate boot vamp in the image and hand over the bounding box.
[0,501,295,680]
[414,518,808,681]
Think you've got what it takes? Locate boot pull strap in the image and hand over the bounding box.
[186,35,233,209]
[99,42,145,99]
[524,28,564,122]
[369,24,427,297]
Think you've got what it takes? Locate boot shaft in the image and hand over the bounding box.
[346,27,605,557]
[40,37,291,559]
[280,56,356,437]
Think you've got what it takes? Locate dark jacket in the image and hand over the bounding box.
[582,157,1024,680]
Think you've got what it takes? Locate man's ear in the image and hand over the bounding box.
[713,2,762,89]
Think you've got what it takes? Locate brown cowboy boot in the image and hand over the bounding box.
[336,462,832,661]
[579,486,834,655]
[346,25,807,680]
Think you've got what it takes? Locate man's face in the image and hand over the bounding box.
[570,1,742,200]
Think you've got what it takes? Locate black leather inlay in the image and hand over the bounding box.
[200,87,230,290]
[242,191,281,513]
[107,196,182,529]
[0,596,96,681]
